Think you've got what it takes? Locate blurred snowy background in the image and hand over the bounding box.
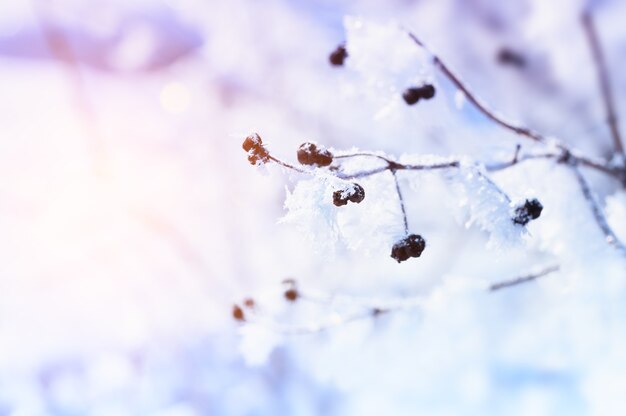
[1,0,626,414]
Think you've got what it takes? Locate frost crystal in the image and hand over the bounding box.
[449,163,525,249]
[344,17,434,95]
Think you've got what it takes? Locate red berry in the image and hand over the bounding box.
[232,305,245,322]
[242,133,270,165]
[329,45,348,66]
[297,142,333,166]
[284,288,299,302]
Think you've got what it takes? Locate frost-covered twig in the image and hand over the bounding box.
[406,31,545,144]
[234,265,567,335]
[405,29,626,184]
[572,165,626,255]
[244,134,543,243]
[489,265,560,291]
[582,11,625,160]
[391,170,409,234]
[485,151,559,172]
[233,282,420,335]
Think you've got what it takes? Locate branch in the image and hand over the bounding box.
[235,283,420,335]
[391,170,409,234]
[236,264,563,335]
[489,265,560,291]
[582,11,625,159]
[405,29,626,184]
[406,31,545,143]
[571,165,626,256]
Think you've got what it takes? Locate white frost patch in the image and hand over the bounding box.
[448,162,525,249]
[344,17,434,96]
[280,176,341,251]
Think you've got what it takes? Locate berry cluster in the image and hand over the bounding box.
[390,234,426,263]
[333,183,365,206]
[297,142,334,167]
[242,133,270,165]
[402,84,436,105]
[512,198,543,225]
[329,45,348,66]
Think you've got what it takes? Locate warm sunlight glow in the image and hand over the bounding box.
[159,81,191,114]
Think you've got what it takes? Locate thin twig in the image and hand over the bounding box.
[262,146,515,206]
[405,29,626,184]
[251,311,388,335]
[337,161,459,180]
[268,155,308,173]
[406,31,546,144]
[391,170,409,234]
[485,152,559,172]
[571,165,626,255]
[239,264,566,335]
[335,152,395,164]
[490,265,560,291]
[582,11,625,159]
[512,144,521,164]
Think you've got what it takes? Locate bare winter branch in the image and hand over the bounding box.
[391,170,409,234]
[490,265,560,291]
[571,165,626,256]
[405,29,626,184]
[582,11,625,159]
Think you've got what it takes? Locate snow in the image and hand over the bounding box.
[0,0,625,415]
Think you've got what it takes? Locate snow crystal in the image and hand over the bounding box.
[447,162,526,250]
[344,17,435,98]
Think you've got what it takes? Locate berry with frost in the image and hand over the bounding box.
[297,142,333,166]
[513,198,543,225]
[242,133,270,165]
[391,234,426,262]
[333,183,365,206]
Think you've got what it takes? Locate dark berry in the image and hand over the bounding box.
[513,198,543,225]
[391,234,426,263]
[402,89,420,105]
[420,84,436,99]
[333,183,365,206]
[243,298,255,309]
[232,304,245,322]
[242,133,270,165]
[329,45,348,66]
[297,142,333,167]
[402,84,436,105]
[284,288,299,302]
[496,47,526,68]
